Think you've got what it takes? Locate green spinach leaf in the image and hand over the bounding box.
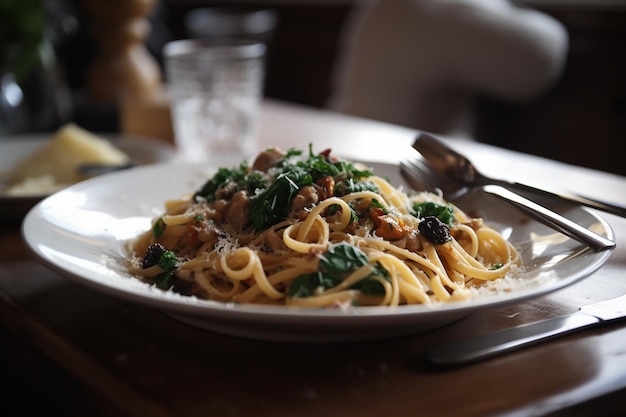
[412,201,455,226]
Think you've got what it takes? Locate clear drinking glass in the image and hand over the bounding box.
[164,39,266,164]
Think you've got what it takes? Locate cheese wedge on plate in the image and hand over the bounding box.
[9,123,131,193]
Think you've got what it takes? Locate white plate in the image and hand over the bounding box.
[21,161,614,342]
[0,133,176,220]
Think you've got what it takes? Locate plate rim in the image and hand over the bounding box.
[20,160,615,330]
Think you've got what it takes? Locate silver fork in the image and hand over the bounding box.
[400,152,616,252]
[414,132,626,218]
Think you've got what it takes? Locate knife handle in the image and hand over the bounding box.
[427,313,600,367]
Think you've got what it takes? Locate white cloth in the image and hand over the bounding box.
[328,0,569,138]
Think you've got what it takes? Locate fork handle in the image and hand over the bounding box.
[491,179,626,218]
[482,185,615,252]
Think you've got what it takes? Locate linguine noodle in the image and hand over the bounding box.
[128,146,520,307]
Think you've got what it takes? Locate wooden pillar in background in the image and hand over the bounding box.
[82,0,161,103]
[81,0,173,141]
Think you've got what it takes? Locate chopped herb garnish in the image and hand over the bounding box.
[287,272,341,298]
[152,218,166,238]
[334,178,378,196]
[412,201,455,226]
[248,167,313,231]
[158,250,179,270]
[288,242,391,301]
[351,263,390,295]
[142,243,180,290]
[192,144,377,232]
[155,250,179,290]
[369,198,388,213]
[319,242,369,275]
[194,163,250,202]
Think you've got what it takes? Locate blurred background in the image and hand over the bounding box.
[1,0,625,176]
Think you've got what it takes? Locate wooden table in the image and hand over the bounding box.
[2,100,626,417]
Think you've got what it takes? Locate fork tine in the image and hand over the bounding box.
[400,151,469,200]
[400,156,435,192]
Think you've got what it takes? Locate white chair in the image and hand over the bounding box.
[328,0,569,139]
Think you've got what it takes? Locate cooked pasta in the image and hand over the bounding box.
[128,146,520,307]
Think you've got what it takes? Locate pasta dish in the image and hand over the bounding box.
[128,146,520,307]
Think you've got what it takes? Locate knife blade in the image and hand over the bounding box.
[427,293,626,367]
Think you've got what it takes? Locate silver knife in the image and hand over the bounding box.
[427,293,626,367]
